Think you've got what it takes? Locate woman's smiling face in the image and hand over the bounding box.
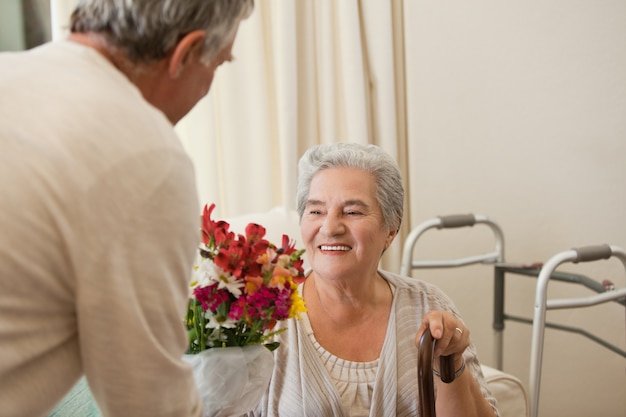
[300,166,397,281]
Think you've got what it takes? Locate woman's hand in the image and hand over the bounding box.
[415,310,469,370]
[415,311,497,416]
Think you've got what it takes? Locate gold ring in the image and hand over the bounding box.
[455,327,463,336]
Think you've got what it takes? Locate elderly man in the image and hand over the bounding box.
[0,1,254,416]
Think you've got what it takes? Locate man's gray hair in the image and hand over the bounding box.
[296,142,404,232]
[70,0,254,63]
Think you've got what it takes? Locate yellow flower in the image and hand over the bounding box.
[289,288,307,318]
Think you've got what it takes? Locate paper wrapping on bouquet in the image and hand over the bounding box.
[183,345,274,417]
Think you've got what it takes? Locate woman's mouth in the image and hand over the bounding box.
[319,245,351,251]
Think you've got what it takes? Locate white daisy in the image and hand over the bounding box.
[204,310,237,329]
[217,273,245,298]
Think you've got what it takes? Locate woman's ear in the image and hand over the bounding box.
[168,30,207,78]
[384,228,398,250]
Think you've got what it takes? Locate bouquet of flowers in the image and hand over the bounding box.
[183,204,307,416]
[186,203,307,353]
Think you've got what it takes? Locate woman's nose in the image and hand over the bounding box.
[320,214,345,236]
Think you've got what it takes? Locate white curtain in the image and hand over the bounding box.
[50,0,410,271]
[50,0,75,40]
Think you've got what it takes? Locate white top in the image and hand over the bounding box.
[303,311,380,417]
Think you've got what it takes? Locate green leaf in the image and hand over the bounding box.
[264,341,280,351]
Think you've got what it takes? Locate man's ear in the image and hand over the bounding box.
[168,30,207,78]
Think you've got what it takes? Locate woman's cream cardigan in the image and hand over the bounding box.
[247,270,499,417]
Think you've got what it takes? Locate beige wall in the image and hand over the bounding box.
[403,1,626,416]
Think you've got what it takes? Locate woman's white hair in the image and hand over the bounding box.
[296,142,404,232]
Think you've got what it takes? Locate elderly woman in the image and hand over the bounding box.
[249,142,498,417]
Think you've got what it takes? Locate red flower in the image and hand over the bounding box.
[201,203,233,246]
[245,223,267,244]
[279,234,298,255]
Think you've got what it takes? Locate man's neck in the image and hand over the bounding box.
[66,32,176,124]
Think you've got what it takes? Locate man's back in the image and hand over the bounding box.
[0,41,201,417]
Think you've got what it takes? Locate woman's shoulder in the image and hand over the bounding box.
[380,270,457,310]
[379,269,439,292]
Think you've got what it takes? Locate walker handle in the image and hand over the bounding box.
[572,244,612,263]
[438,214,477,228]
